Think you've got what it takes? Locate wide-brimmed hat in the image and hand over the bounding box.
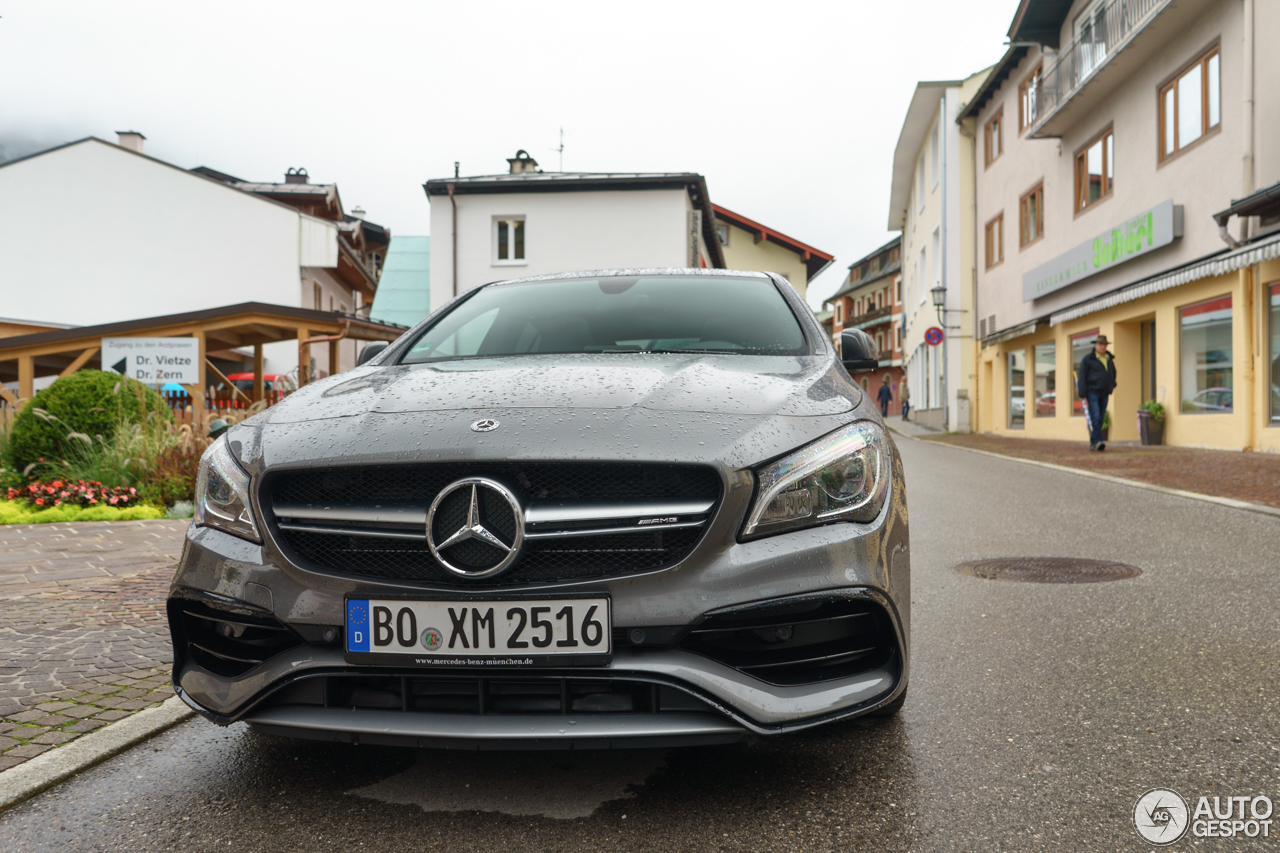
[1093,334,1110,345]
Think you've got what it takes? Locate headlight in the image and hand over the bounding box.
[741,421,890,539]
[194,436,260,543]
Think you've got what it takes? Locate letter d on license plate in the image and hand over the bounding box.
[345,597,611,668]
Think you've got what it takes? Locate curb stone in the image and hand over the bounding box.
[896,430,1280,519]
[0,695,193,812]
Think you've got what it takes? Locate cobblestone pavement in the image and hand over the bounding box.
[0,520,189,772]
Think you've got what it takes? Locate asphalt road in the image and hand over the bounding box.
[2,435,1278,852]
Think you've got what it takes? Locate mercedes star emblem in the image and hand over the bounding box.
[426,477,524,578]
[470,418,500,432]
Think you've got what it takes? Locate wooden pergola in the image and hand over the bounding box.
[0,302,405,422]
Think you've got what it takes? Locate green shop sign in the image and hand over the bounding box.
[1022,199,1181,302]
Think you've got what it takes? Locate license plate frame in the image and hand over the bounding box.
[344,593,612,668]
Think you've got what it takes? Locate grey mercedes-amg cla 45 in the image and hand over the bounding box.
[169,269,910,748]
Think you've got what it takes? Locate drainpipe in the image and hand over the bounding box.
[959,118,979,431]
[1242,0,1256,242]
[939,93,949,429]
[448,182,459,298]
[297,320,350,386]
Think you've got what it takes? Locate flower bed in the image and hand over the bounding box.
[7,479,143,509]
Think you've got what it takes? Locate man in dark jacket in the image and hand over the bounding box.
[877,377,893,417]
[1076,334,1117,451]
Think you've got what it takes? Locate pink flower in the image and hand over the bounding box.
[35,498,44,506]
[108,496,118,505]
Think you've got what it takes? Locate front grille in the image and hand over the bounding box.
[256,673,722,717]
[266,463,721,587]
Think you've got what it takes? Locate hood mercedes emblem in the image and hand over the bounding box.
[470,419,500,433]
[426,477,524,578]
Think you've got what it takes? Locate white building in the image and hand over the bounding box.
[887,72,988,432]
[425,151,724,306]
[0,134,385,377]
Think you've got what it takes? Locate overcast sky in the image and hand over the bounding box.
[0,0,1017,308]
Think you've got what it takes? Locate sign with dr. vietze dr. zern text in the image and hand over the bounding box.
[102,337,200,385]
[1022,199,1182,302]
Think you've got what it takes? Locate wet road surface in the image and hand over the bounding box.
[2,435,1277,851]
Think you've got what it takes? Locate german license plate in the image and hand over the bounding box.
[344,598,611,667]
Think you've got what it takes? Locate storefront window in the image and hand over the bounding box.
[1009,350,1026,429]
[1269,282,1280,420]
[1070,330,1097,416]
[1034,342,1056,417]
[1180,295,1233,413]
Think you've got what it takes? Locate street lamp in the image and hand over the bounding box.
[930,284,947,326]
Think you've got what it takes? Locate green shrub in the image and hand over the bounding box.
[0,499,164,525]
[5,370,172,473]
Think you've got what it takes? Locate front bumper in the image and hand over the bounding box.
[169,446,910,747]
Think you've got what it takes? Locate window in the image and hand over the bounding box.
[313,283,322,310]
[1070,330,1098,415]
[1034,341,1056,417]
[890,246,900,265]
[1075,0,1108,78]
[1009,350,1026,428]
[494,217,526,263]
[930,121,939,188]
[985,213,1004,269]
[918,247,927,304]
[1075,128,1114,212]
[1019,183,1044,247]
[1270,282,1280,420]
[876,331,885,353]
[931,228,940,292]
[1160,47,1220,161]
[875,291,883,310]
[985,108,1003,167]
[1180,295,1233,413]
[716,223,729,246]
[834,302,843,325]
[1019,64,1042,132]
[896,325,902,349]
[896,276,902,304]
[402,276,808,362]
[917,156,925,211]
[328,295,334,312]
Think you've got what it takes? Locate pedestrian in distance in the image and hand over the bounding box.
[877,375,893,418]
[900,381,911,421]
[1076,334,1116,451]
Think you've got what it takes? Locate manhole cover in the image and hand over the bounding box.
[955,557,1142,584]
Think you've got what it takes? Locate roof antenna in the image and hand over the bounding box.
[454,161,459,178]
[550,127,564,172]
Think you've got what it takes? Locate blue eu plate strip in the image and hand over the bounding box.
[347,599,370,652]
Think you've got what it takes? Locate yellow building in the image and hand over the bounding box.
[965,0,1280,451]
[713,204,834,301]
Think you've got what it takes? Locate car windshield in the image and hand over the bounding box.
[401,276,808,363]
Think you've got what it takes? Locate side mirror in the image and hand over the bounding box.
[357,341,389,366]
[840,329,880,372]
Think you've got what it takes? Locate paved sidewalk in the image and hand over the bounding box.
[0,520,189,772]
[884,417,942,440]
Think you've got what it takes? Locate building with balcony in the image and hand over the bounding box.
[888,69,990,432]
[964,0,1280,451]
[824,238,905,415]
[0,133,387,382]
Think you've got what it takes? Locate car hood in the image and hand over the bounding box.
[257,353,858,423]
